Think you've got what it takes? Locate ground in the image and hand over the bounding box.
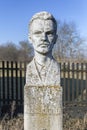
[0,104,87,130]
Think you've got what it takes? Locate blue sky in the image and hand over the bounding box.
[0,0,87,45]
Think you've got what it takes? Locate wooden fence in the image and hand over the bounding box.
[0,61,87,107]
[60,62,87,105]
[0,61,26,107]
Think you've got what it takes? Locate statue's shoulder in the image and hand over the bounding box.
[27,59,35,67]
[52,58,60,68]
[27,59,35,69]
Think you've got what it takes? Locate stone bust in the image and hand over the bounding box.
[26,11,60,86]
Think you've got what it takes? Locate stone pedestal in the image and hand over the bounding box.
[24,85,62,130]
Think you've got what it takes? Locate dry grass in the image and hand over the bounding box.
[0,106,87,130]
[63,107,87,130]
[0,114,23,130]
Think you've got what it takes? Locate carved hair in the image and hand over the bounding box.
[29,11,57,33]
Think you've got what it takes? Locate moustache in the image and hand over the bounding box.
[38,42,49,47]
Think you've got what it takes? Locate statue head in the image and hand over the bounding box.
[28,11,58,55]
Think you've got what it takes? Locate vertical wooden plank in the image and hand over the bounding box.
[17,62,19,104]
[76,63,79,101]
[67,62,70,102]
[24,61,27,84]
[11,61,13,102]
[20,61,22,105]
[2,61,5,105]
[7,61,10,104]
[15,61,18,104]
[9,61,11,102]
[4,61,8,105]
[22,62,25,99]
[72,63,74,101]
[22,62,25,104]
[17,62,20,105]
[13,62,16,101]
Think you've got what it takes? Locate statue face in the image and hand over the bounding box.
[29,19,57,54]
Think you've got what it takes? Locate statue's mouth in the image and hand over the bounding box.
[41,44,49,48]
[39,43,49,47]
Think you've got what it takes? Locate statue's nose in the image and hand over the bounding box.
[42,32,47,40]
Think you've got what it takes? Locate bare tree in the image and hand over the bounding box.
[53,21,86,61]
[0,42,18,61]
[18,40,34,61]
[0,41,34,61]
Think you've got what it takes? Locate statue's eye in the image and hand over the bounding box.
[34,31,42,35]
[46,31,54,36]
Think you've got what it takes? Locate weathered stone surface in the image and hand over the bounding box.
[24,11,63,130]
[26,58,60,86]
[24,85,62,130]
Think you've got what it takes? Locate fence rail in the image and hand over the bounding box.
[0,61,87,107]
